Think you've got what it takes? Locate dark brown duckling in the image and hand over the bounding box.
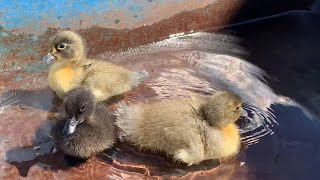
[50,87,115,158]
[115,91,242,166]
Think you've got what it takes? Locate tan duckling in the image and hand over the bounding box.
[42,30,148,101]
[50,87,115,158]
[115,91,242,166]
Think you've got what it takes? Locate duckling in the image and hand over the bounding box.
[115,91,242,166]
[50,87,115,158]
[42,30,148,101]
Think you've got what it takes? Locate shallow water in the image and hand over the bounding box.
[1,13,320,179]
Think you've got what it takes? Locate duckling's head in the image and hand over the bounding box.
[42,31,85,63]
[202,91,242,128]
[62,87,95,136]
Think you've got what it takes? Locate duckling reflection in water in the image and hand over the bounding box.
[116,91,242,166]
[50,87,115,158]
[42,30,148,101]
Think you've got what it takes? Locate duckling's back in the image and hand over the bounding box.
[116,98,206,153]
[83,60,148,101]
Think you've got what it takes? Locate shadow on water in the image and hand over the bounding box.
[99,142,222,177]
[5,139,88,177]
[0,87,59,112]
[4,104,80,177]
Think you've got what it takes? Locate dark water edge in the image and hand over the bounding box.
[243,104,320,180]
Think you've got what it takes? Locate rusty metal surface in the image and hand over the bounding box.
[1,0,320,179]
[0,0,242,35]
[0,0,244,86]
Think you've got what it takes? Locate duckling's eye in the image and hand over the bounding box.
[57,43,66,50]
[235,106,240,111]
[80,105,85,112]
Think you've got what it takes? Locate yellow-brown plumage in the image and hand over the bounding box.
[45,31,148,101]
[116,91,242,165]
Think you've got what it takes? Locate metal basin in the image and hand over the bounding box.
[0,1,319,179]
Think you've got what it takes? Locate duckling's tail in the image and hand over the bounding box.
[132,70,149,86]
[114,102,139,142]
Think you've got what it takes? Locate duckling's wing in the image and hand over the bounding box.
[115,99,204,152]
[82,60,147,100]
[86,60,148,86]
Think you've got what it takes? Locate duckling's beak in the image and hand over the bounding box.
[63,117,79,136]
[40,52,56,64]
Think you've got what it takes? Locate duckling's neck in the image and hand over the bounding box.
[220,123,240,156]
[204,122,240,159]
[68,57,85,64]
[85,115,96,126]
[48,58,86,97]
[200,107,222,127]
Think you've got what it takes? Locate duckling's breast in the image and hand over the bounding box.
[220,123,241,157]
[48,62,83,96]
[204,123,240,159]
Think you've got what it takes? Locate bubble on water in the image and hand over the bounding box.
[33,146,40,151]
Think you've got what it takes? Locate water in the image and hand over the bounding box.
[1,23,320,179]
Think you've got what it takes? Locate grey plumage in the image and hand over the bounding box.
[51,87,115,158]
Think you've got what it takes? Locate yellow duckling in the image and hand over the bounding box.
[41,31,148,101]
[115,91,242,166]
